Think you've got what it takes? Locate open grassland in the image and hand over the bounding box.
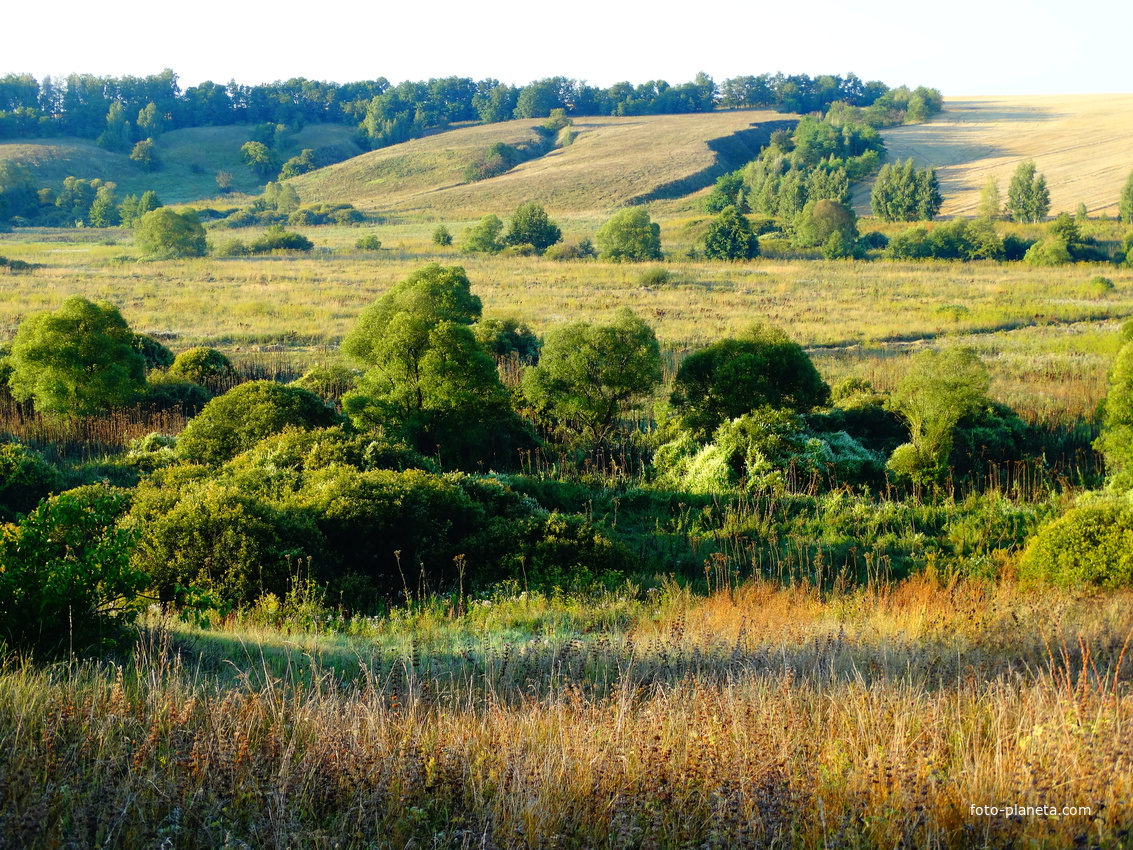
[0,123,362,203]
[1,578,1130,848]
[291,111,787,216]
[1,226,1130,424]
[856,94,1133,218]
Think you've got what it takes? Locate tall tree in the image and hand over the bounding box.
[977,178,1002,219]
[523,308,662,445]
[504,202,562,254]
[1006,160,1050,223]
[595,208,662,261]
[703,206,759,260]
[870,159,941,221]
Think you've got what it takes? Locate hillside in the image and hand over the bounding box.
[289,111,793,215]
[855,94,1133,217]
[0,123,362,203]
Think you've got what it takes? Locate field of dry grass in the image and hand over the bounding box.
[291,111,786,216]
[2,577,1129,848]
[854,94,1133,218]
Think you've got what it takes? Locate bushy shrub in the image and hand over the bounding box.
[0,442,60,519]
[1024,237,1072,267]
[249,225,314,254]
[355,234,382,251]
[176,381,340,465]
[167,346,237,392]
[1018,498,1133,588]
[131,333,175,370]
[143,370,212,414]
[0,486,144,654]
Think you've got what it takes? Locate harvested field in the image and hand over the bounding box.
[854,94,1133,217]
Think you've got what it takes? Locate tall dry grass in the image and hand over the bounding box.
[2,578,1130,848]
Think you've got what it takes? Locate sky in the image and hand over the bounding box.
[5,0,1132,97]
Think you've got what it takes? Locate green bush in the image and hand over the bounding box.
[143,370,212,414]
[1018,499,1133,588]
[291,364,358,403]
[176,381,340,465]
[0,442,60,519]
[355,234,382,251]
[167,346,237,392]
[248,225,314,254]
[0,486,144,655]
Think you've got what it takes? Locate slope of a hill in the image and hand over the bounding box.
[289,111,793,216]
[854,94,1133,217]
[0,124,362,203]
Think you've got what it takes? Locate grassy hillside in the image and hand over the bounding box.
[0,123,362,203]
[855,94,1133,217]
[289,111,791,216]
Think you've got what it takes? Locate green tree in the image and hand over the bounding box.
[1007,160,1050,222]
[241,141,280,178]
[793,199,857,248]
[168,346,237,392]
[279,148,317,179]
[341,264,519,461]
[1095,341,1133,491]
[130,138,159,171]
[870,159,942,221]
[887,347,990,485]
[522,308,661,445]
[703,205,759,260]
[134,208,207,259]
[669,323,830,440]
[7,296,146,418]
[504,202,562,254]
[433,224,453,246]
[1120,169,1133,225]
[88,183,120,227]
[460,214,505,254]
[595,207,662,261]
[978,178,1002,219]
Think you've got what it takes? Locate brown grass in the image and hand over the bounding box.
[855,94,1133,217]
[1,578,1130,848]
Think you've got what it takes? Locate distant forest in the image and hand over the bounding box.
[0,69,941,150]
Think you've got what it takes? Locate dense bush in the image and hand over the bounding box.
[1018,498,1133,588]
[0,442,60,519]
[0,486,145,654]
[249,225,314,254]
[176,381,340,465]
[167,346,237,392]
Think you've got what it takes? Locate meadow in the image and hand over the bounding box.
[4,86,1133,846]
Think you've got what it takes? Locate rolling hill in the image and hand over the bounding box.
[288,111,792,216]
[857,94,1133,217]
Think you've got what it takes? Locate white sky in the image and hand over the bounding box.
[5,0,1131,97]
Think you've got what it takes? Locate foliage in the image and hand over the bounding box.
[655,407,836,494]
[7,295,146,418]
[279,148,317,179]
[0,486,144,654]
[129,137,158,171]
[131,332,175,371]
[523,308,661,445]
[241,141,280,178]
[1006,160,1050,223]
[1122,169,1133,225]
[670,323,830,440]
[885,219,1004,262]
[1095,341,1133,491]
[793,199,857,248]
[0,442,60,520]
[887,347,990,486]
[291,365,358,403]
[167,346,236,392]
[341,264,524,464]
[978,179,1002,219]
[473,317,542,363]
[134,208,207,259]
[702,206,758,260]
[461,214,505,254]
[595,208,662,261]
[432,225,453,246]
[1018,498,1133,588]
[355,234,382,251]
[870,159,942,221]
[504,202,562,254]
[249,225,314,254]
[1023,237,1072,266]
[176,381,340,465]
